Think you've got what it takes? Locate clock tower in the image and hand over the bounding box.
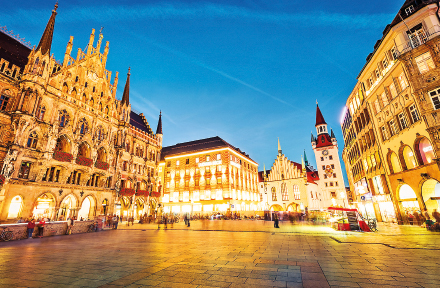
[312,104,347,208]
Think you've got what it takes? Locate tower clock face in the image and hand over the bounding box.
[322,150,329,156]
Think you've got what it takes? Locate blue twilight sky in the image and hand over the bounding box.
[1,0,404,181]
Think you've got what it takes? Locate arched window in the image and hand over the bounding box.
[77,142,90,158]
[0,90,11,111]
[402,146,417,170]
[89,97,94,106]
[27,131,38,148]
[96,126,105,141]
[55,135,71,153]
[415,137,435,165]
[62,83,68,94]
[58,110,70,127]
[105,106,109,115]
[32,57,39,74]
[126,142,130,153]
[271,187,277,201]
[71,88,77,98]
[78,118,89,135]
[36,105,46,121]
[82,93,87,103]
[390,152,402,173]
[75,76,79,82]
[399,184,419,210]
[97,147,107,162]
[7,195,23,219]
[99,102,103,111]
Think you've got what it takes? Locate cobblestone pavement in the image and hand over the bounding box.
[0,220,439,288]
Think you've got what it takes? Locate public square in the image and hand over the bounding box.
[1,220,439,288]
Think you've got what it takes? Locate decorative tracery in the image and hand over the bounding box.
[58,109,70,127]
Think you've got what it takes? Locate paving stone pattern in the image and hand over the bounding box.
[0,221,439,288]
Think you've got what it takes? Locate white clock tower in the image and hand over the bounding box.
[311,104,347,208]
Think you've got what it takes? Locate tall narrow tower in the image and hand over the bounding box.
[311,104,347,207]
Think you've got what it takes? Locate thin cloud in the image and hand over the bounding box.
[2,3,393,30]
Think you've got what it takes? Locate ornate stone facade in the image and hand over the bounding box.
[0,5,162,222]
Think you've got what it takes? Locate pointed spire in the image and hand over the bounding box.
[315,104,327,126]
[304,150,309,166]
[156,111,163,135]
[331,128,336,139]
[301,156,305,171]
[277,138,282,155]
[263,164,266,176]
[121,67,130,106]
[37,2,58,55]
[311,132,315,143]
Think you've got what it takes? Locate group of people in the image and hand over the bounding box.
[406,209,440,230]
[26,218,46,238]
[105,214,120,229]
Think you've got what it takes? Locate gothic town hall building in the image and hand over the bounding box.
[0,5,163,222]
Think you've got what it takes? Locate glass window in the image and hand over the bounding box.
[399,72,408,90]
[0,93,10,111]
[271,187,277,201]
[388,119,397,136]
[429,88,440,110]
[195,157,199,163]
[27,131,38,148]
[36,105,46,120]
[417,137,434,165]
[398,113,408,129]
[403,146,417,170]
[416,52,435,74]
[58,110,70,127]
[409,104,420,123]
[18,162,32,179]
[381,126,388,141]
[389,83,397,98]
[176,160,180,166]
[381,91,389,107]
[216,154,221,160]
[374,99,381,113]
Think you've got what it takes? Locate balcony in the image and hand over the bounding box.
[396,25,440,56]
[53,151,73,162]
[94,160,109,170]
[76,156,93,167]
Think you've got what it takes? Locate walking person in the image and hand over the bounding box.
[66,217,74,235]
[112,215,118,229]
[274,213,280,228]
[37,218,46,238]
[27,218,36,239]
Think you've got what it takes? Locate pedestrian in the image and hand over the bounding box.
[66,217,74,235]
[274,214,280,228]
[408,212,414,225]
[433,209,440,223]
[112,215,118,229]
[37,218,45,238]
[130,216,134,226]
[423,208,432,229]
[187,215,190,227]
[27,218,36,239]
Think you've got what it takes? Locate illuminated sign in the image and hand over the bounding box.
[198,160,221,167]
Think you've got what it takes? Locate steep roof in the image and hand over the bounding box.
[121,68,130,106]
[129,111,153,134]
[306,166,319,184]
[37,3,57,55]
[0,31,31,72]
[161,136,255,162]
[315,104,327,126]
[156,111,162,135]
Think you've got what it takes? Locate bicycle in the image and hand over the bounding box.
[0,227,13,241]
[367,219,378,232]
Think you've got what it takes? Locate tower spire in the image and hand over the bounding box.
[278,138,282,156]
[156,111,163,135]
[37,2,58,55]
[315,103,327,126]
[304,150,309,166]
[121,67,130,106]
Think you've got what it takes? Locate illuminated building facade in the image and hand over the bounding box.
[258,139,321,212]
[341,0,440,223]
[312,104,348,208]
[0,5,162,222]
[158,137,260,215]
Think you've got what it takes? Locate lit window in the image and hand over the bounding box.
[27,131,38,149]
[405,5,415,15]
[416,52,435,74]
[18,162,32,179]
[381,126,388,141]
[381,91,389,107]
[176,160,180,166]
[216,154,221,160]
[399,72,408,90]
[195,157,199,163]
[0,93,10,111]
[374,99,381,113]
[206,155,210,162]
[389,83,397,98]
[36,105,46,120]
[388,119,397,136]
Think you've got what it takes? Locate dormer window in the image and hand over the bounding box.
[405,5,415,16]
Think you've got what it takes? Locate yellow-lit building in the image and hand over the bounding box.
[341,0,440,223]
[0,5,162,223]
[158,136,260,215]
